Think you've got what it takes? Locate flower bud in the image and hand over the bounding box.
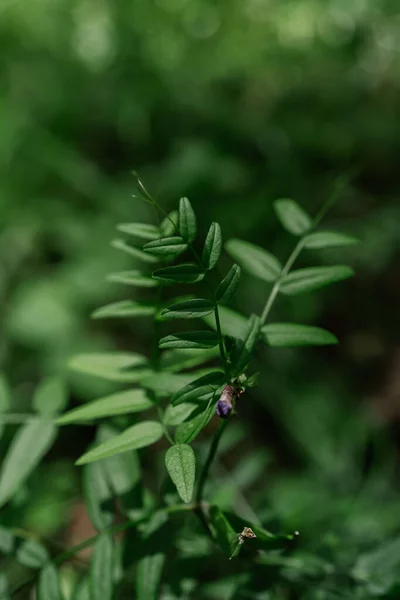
[216,385,234,418]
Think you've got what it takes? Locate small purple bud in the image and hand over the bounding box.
[216,385,234,419]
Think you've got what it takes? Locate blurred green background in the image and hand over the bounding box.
[1,0,400,596]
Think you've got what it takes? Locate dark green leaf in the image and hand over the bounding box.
[209,506,236,556]
[16,540,49,568]
[136,554,165,600]
[83,460,114,530]
[223,511,297,552]
[68,352,149,383]
[202,222,222,270]
[160,210,178,237]
[262,323,338,347]
[274,198,312,235]
[0,574,9,600]
[37,563,62,600]
[152,263,204,284]
[165,444,195,503]
[92,300,156,319]
[0,375,10,412]
[57,389,152,425]
[76,421,163,465]
[280,265,354,295]
[215,265,241,305]
[159,331,219,350]
[0,527,14,554]
[225,239,281,282]
[143,236,187,256]
[161,299,214,320]
[203,306,248,339]
[234,315,262,372]
[111,239,158,263]
[116,223,160,240]
[172,371,225,406]
[179,197,197,243]
[164,403,198,426]
[90,533,114,600]
[175,401,215,444]
[304,231,360,249]
[0,418,56,508]
[33,377,67,416]
[160,348,219,373]
[139,370,212,397]
[107,271,158,288]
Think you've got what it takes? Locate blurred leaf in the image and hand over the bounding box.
[0,375,10,412]
[57,389,153,424]
[68,353,149,382]
[159,331,219,350]
[0,418,56,508]
[164,403,198,426]
[152,263,204,284]
[172,372,224,406]
[143,236,187,256]
[161,299,214,320]
[16,539,49,568]
[0,527,14,554]
[92,300,156,319]
[136,553,165,600]
[262,323,338,347]
[160,348,219,373]
[111,239,158,263]
[215,265,241,305]
[33,377,68,416]
[90,533,114,600]
[72,579,90,600]
[76,421,163,465]
[37,563,62,600]
[274,199,312,236]
[160,211,178,237]
[98,424,141,497]
[116,223,160,240]
[234,315,261,372]
[175,400,215,444]
[139,370,214,397]
[107,271,158,288]
[225,239,281,282]
[83,461,114,530]
[165,444,195,504]
[353,537,400,595]
[179,197,197,243]
[280,266,354,295]
[0,574,9,600]
[202,222,222,270]
[204,306,248,339]
[304,231,360,249]
[209,506,236,555]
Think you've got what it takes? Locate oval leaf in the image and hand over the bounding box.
[92,301,156,320]
[16,540,49,568]
[304,231,360,249]
[76,421,163,465]
[175,401,215,444]
[179,197,197,243]
[68,352,149,383]
[225,239,281,282]
[202,222,222,270]
[234,315,262,373]
[161,299,214,320]
[165,444,195,504]
[274,199,312,236]
[215,265,241,305]
[280,266,354,295]
[172,371,225,406]
[116,223,160,240]
[107,271,158,288]
[164,403,198,426]
[0,574,9,600]
[160,210,178,237]
[136,554,165,600]
[90,533,114,600]
[37,563,62,600]
[152,263,204,284]
[159,331,219,350]
[98,424,141,498]
[72,579,90,600]
[111,239,158,263]
[143,236,187,256]
[0,526,14,554]
[33,377,68,416]
[262,323,338,347]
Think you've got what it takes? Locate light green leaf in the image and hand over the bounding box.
[262,323,338,347]
[234,315,262,372]
[57,389,153,425]
[179,197,197,243]
[274,198,312,235]
[152,263,204,284]
[16,539,49,568]
[136,554,165,600]
[161,299,214,320]
[203,306,248,339]
[175,401,215,444]
[143,236,187,256]
[76,421,163,465]
[0,375,10,412]
[107,270,158,288]
[0,418,56,508]
[111,239,158,263]
[280,265,354,295]
[92,300,156,319]
[165,444,195,503]
[116,223,160,240]
[90,533,114,600]
[164,403,198,426]
[139,370,211,397]
[98,425,141,497]
[304,231,360,249]
[172,372,225,406]
[215,265,241,305]
[0,573,9,600]
[72,578,90,600]
[160,210,178,237]
[202,222,222,270]
[160,348,219,373]
[33,377,68,416]
[225,239,281,282]
[159,331,219,350]
[68,352,149,383]
[0,526,14,554]
[83,460,114,530]
[37,563,62,600]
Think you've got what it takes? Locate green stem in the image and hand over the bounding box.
[214,302,229,377]
[196,419,229,503]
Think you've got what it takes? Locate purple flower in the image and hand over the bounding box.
[216,385,234,418]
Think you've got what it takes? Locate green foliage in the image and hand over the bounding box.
[225,239,282,282]
[178,197,197,244]
[215,265,241,305]
[90,533,114,600]
[262,323,338,347]
[161,298,215,320]
[165,444,196,504]
[202,222,222,270]
[274,199,313,236]
[37,563,63,600]
[159,331,219,350]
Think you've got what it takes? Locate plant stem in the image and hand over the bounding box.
[214,303,229,377]
[196,419,229,503]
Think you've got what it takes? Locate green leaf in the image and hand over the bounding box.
[234,315,262,372]
[0,418,56,508]
[57,389,153,425]
[16,539,49,568]
[274,199,312,235]
[0,526,14,554]
[175,401,215,444]
[164,403,198,426]
[90,533,114,600]
[107,270,158,288]
[116,223,160,240]
[161,299,214,320]
[72,579,90,600]
[304,231,360,249]
[262,323,338,347]
[209,506,236,556]
[0,375,11,412]
[215,265,241,305]
[225,239,281,282]
[160,210,178,237]
[136,554,165,600]
[160,348,219,373]
[0,573,9,600]
[203,306,248,339]
[202,222,222,270]
[33,377,68,416]
[98,425,141,497]
[76,421,163,465]
[165,444,195,503]
[37,563,62,600]
[159,331,219,350]
[280,265,354,295]
[172,372,225,406]
[92,300,156,319]
[179,197,197,243]
[83,461,114,530]
[139,370,213,397]
[111,239,158,263]
[69,352,149,383]
[143,236,187,256]
[152,263,204,284]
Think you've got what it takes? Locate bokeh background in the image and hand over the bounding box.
[1,0,400,597]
